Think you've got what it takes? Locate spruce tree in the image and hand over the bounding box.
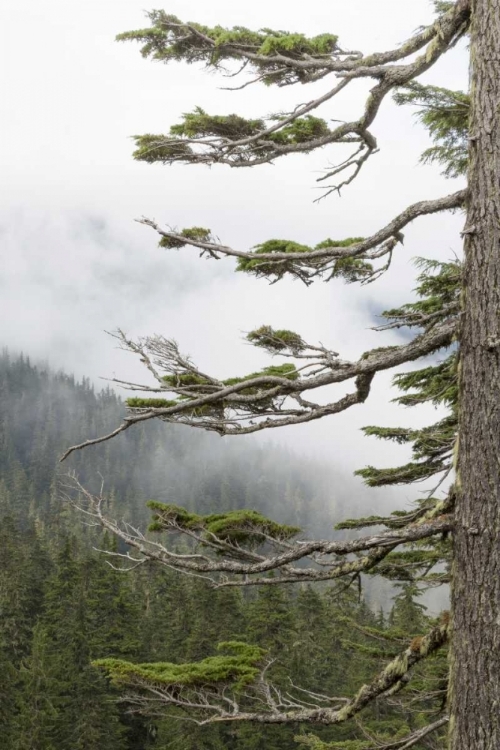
[13,623,58,750]
[41,540,125,750]
[62,1,500,747]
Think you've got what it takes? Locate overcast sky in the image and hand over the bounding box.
[1,0,468,493]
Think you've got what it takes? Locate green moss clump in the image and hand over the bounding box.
[127,362,298,418]
[162,373,211,388]
[94,641,266,691]
[237,239,311,275]
[146,502,203,533]
[147,503,301,545]
[203,510,300,545]
[126,396,223,418]
[223,363,298,389]
[221,363,298,408]
[158,227,212,250]
[246,325,305,353]
[170,107,265,139]
[257,32,338,58]
[236,236,373,281]
[268,116,330,147]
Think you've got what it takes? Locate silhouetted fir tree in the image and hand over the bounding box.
[134,565,193,664]
[292,586,337,692]
[388,584,428,634]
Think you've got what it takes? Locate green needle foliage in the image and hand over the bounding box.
[394,82,469,178]
[356,259,459,488]
[235,237,371,282]
[223,362,298,386]
[147,503,301,546]
[116,12,339,86]
[170,108,265,139]
[94,642,266,691]
[126,363,298,412]
[246,326,306,354]
[51,0,483,745]
[157,226,213,249]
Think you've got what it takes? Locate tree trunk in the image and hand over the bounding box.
[450,1,500,748]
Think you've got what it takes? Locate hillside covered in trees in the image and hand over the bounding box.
[0,351,449,749]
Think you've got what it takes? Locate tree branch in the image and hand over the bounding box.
[128,2,470,189]
[60,318,455,461]
[95,621,449,726]
[63,474,452,588]
[137,189,466,282]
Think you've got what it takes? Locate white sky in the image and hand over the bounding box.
[1,1,468,500]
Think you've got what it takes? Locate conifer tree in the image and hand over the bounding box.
[62,1,500,748]
[0,633,19,749]
[13,623,58,750]
[41,540,125,750]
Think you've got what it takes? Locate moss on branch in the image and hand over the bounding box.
[170,108,265,139]
[157,227,213,250]
[246,326,305,353]
[147,503,301,545]
[126,363,298,414]
[132,135,194,164]
[117,13,340,87]
[236,237,372,281]
[94,641,266,690]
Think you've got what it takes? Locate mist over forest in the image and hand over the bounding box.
[1,348,377,534]
[6,0,500,743]
[2,350,442,749]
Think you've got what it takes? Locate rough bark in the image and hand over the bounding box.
[451,1,500,747]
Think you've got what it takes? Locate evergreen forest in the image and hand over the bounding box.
[0,351,448,749]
